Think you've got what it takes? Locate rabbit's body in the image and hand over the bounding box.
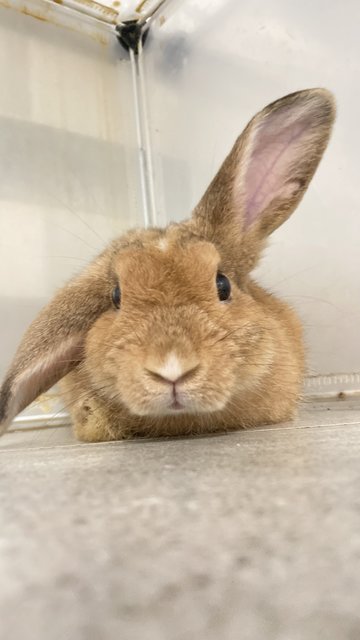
[0,89,334,441]
[61,224,304,442]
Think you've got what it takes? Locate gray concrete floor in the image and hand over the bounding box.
[1,398,360,640]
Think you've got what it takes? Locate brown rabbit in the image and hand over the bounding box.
[0,89,335,441]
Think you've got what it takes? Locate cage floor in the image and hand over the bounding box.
[1,398,360,640]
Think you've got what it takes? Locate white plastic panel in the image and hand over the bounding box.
[143,0,360,378]
[0,5,143,381]
[1,0,166,27]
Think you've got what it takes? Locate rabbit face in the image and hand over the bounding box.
[83,232,272,418]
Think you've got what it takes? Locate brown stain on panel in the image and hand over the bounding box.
[136,0,149,13]
[0,0,111,45]
[20,6,49,21]
[64,0,118,23]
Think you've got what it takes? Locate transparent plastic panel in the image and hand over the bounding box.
[143,0,360,379]
[0,6,142,385]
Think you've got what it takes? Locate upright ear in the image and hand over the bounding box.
[191,88,335,274]
[0,252,112,434]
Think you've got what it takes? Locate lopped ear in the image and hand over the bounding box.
[191,89,335,274]
[0,252,112,435]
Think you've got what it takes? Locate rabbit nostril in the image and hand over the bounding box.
[145,369,172,385]
[145,363,199,386]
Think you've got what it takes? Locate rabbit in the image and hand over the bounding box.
[0,88,335,442]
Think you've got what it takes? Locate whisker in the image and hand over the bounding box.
[48,383,118,421]
[42,255,91,263]
[281,294,346,312]
[270,263,321,288]
[45,220,100,252]
[44,190,106,246]
[0,245,92,265]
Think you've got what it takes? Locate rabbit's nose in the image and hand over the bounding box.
[145,353,199,385]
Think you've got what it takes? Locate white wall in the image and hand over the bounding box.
[144,0,360,378]
[0,6,143,379]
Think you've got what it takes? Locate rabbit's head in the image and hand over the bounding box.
[0,89,335,434]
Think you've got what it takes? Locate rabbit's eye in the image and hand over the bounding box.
[112,284,121,309]
[216,273,231,302]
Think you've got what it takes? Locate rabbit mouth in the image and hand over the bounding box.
[155,391,226,416]
[129,393,226,416]
[169,399,185,411]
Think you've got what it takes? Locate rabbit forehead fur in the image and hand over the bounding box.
[109,223,240,291]
[112,226,225,302]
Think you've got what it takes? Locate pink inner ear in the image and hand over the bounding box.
[241,111,312,228]
[5,335,84,426]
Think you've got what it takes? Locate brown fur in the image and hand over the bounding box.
[0,89,335,440]
[63,228,305,442]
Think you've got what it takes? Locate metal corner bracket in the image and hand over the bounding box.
[115,18,150,55]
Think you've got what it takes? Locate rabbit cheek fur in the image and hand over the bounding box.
[0,88,335,441]
[61,230,305,442]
